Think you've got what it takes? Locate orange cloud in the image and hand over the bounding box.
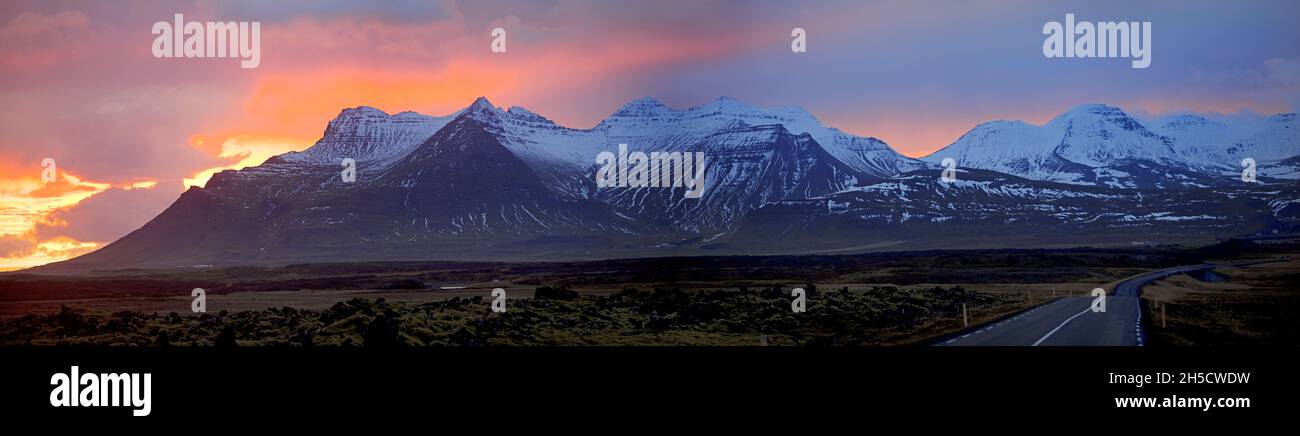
[24,176,102,198]
[182,134,312,188]
[0,161,113,270]
[0,236,99,272]
[122,180,158,190]
[244,63,516,135]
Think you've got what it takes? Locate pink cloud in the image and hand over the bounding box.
[0,10,87,38]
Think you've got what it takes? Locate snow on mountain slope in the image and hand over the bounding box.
[1049,104,1181,167]
[1154,112,1299,177]
[1153,114,1244,170]
[728,168,1296,249]
[918,119,1085,183]
[924,104,1299,187]
[1248,113,1300,163]
[594,96,925,177]
[461,98,606,198]
[597,122,866,231]
[420,96,923,199]
[352,111,650,240]
[278,106,455,168]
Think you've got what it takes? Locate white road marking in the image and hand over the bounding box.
[1031,304,1094,346]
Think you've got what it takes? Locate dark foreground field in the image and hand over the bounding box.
[1141,256,1300,345]
[1,240,1294,346]
[0,285,1018,346]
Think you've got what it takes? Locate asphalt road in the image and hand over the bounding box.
[939,262,1260,346]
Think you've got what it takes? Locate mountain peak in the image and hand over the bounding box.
[1049,103,1143,128]
[1063,103,1126,116]
[468,96,497,111]
[506,105,553,124]
[325,106,393,132]
[631,96,666,106]
[698,95,758,113]
[776,104,814,116]
[338,105,390,118]
[282,103,455,167]
[612,97,672,117]
[461,96,503,122]
[1160,113,1223,129]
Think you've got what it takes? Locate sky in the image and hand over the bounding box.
[1,0,1298,270]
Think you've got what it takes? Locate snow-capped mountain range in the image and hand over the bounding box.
[35,97,1299,272]
[923,104,1299,188]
